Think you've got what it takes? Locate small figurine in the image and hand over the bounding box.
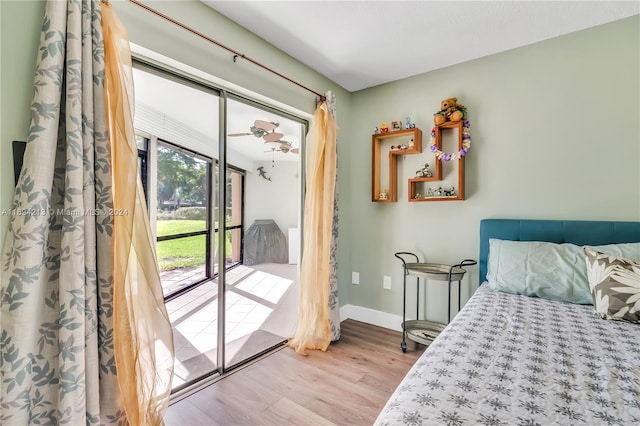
[426,187,434,197]
[374,126,380,134]
[379,190,389,200]
[391,120,402,130]
[405,117,416,129]
[414,192,421,199]
[380,122,389,133]
[443,187,456,197]
[257,166,272,182]
[415,163,433,178]
[434,187,443,196]
[408,138,415,148]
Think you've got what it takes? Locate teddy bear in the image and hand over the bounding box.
[433,97,466,125]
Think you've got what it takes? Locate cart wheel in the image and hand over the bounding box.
[401,341,407,353]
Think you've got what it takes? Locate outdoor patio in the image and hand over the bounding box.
[163,263,298,388]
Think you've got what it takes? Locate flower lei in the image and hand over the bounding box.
[430,119,471,161]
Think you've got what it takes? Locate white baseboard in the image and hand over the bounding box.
[339,304,403,332]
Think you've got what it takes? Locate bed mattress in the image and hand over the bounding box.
[375,285,640,425]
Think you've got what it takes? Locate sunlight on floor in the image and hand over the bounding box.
[164,263,296,387]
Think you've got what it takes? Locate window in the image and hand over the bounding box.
[155,141,212,297]
[135,134,149,199]
[224,167,244,267]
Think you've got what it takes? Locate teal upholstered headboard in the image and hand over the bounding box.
[479,219,640,283]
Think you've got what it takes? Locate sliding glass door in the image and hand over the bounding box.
[223,97,304,368]
[132,64,221,389]
[132,62,305,391]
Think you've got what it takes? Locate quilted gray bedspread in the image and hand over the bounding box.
[375,285,640,426]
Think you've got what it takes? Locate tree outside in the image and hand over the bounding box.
[157,145,208,211]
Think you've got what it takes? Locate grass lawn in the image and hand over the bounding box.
[156,220,233,271]
[157,220,206,271]
[157,220,206,236]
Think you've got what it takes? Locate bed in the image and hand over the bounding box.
[375,219,640,426]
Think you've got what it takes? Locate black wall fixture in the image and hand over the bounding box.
[12,140,26,185]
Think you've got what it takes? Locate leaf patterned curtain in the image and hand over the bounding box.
[326,92,341,341]
[288,92,340,355]
[0,1,173,424]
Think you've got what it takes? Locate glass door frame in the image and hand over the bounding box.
[216,91,227,372]
[132,58,309,391]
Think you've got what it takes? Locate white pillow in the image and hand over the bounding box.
[486,239,640,305]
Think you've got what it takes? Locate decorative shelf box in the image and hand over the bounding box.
[409,120,466,202]
[372,128,422,202]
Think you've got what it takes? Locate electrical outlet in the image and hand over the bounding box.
[383,276,391,290]
[352,271,360,285]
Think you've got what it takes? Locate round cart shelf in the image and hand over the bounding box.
[395,252,477,353]
[404,263,468,281]
[402,320,446,345]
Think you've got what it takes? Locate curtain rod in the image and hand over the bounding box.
[126,0,326,102]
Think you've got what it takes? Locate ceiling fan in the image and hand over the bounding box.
[228,120,284,142]
[231,119,299,158]
[264,140,299,154]
[264,141,299,166]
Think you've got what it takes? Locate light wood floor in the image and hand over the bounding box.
[164,319,426,426]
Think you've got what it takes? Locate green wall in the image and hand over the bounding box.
[1,2,638,324]
[0,0,44,246]
[346,16,639,323]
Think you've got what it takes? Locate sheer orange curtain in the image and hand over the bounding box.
[102,3,174,425]
[288,98,338,355]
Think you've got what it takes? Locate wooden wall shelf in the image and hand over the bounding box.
[372,128,422,202]
[409,120,466,202]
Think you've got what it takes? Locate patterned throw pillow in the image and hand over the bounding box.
[584,247,640,323]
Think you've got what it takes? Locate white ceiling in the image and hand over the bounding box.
[204,0,640,92]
